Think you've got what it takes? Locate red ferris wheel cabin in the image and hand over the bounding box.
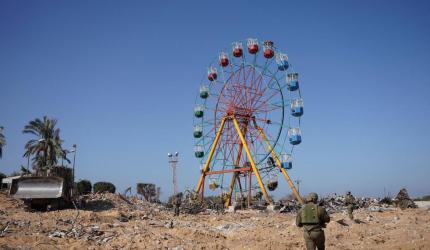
[207,67,217,81]
[247,38,259,54]
[263,41,274,59]
[219,52,229,67]
[232,42,243,57]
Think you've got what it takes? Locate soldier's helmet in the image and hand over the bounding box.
[346,191,351,195]
[306,192,318,203]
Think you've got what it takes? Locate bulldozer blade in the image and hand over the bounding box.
[10,177,64,199]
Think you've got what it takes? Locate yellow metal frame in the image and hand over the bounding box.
[225,123,246,207]
[225,172,238,207]
[232,117,272,205]
[196,116,227,193]
[257,127,304,204]
[195,115,273,205]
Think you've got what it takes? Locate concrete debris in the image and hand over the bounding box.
[165,221,174,229]
[226,206,236,213]
[82,192,166,214]
[49,230,66,238]
[177,190,226,215]
[279,199,301,213]
[280,193,402,214]
[118,213,131,222]
[394,188,417,210]
[215,223,244,233]
[0,222,10,237]
[180,190,206,214]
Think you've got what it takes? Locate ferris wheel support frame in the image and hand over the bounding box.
[225,172,241,207]
[195,115,273,205]
[224,123,248,208]
[257,127,304,205]
[195,116,227,193]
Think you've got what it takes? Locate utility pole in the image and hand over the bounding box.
[72,144,77,184]
[168,152,179,195]
[295,179,302,195]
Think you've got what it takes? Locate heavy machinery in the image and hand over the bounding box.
[10,166,74,210]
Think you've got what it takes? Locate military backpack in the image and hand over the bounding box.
[301,204,320,224]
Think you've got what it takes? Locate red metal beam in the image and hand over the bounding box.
[205,167,251,175]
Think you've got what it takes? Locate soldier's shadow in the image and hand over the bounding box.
[353,219,366,224]
[336,219,367,226]
[336,219,349,226]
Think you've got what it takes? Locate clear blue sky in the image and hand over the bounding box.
[1,1,429,200]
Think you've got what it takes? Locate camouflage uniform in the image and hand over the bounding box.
[345,191,356,220]
[296,193,330,250]
[173,195,182,216]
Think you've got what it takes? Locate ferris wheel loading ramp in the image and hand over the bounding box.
[10,176,64,199]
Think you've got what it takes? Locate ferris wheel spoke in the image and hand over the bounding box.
[259,57,276,78]
[202,129,216,139]
[252,104,285,116]
[232,65,251,108]
[209,92,220,98]
[251,76,278,107]
[249,75,264,107]
[251,116,282,127]
[252,88,281,112]
[249,52,256,67]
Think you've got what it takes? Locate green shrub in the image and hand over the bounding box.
[76,179,92,195]
[379,196,393,205]
[93,182,116,193]
[414,195,430,201]
[137,183,160,202]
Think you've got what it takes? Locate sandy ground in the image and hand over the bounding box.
[0,192,429,250]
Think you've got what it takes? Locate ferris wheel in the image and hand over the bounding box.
[193,39,304,206]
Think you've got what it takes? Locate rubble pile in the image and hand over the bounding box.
[41,192,170,245]
[82,192,166,213]
[319,194,384,213]
[279,199,301,213]
[165,190,226,214]
[279,192,411,214]
[394,188,417,209]
[180,190,208,214]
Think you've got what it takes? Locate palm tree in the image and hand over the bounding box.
[22,116,69,169]
[0,126,6,158]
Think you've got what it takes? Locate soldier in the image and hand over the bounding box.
[296,192,330,250]
[345,191,356,220]
[173,193,182,216]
